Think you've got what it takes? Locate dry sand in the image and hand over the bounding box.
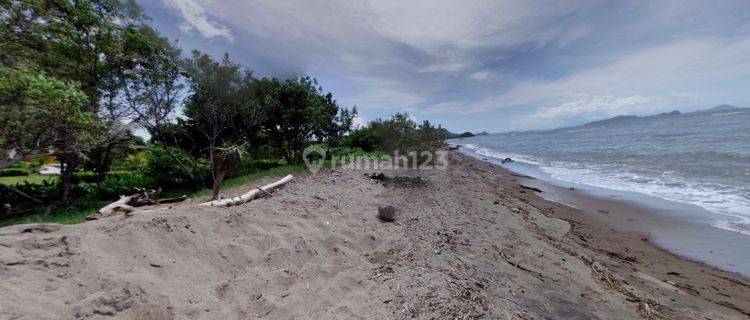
[0,151,748,319]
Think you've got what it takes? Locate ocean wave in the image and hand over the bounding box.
[540,163,750,236]
[461,144,542,165]
[461,145,750,236]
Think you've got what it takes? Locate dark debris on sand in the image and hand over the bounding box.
[366,172,428,188]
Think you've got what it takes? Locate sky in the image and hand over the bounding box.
[137,0,750,133]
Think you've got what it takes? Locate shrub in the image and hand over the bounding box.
[72,172,99,184]
[84,172,157,200]
[342,113,444,155]
[0,169,29,177]
[111,151,148,172]
[342,128,377,152]
[142,146,209,189]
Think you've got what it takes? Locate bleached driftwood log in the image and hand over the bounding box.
[97,195,136,217]
[199,174,294,207]
[94,188,185,218]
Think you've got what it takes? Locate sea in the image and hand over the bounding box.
[455,107,750,237]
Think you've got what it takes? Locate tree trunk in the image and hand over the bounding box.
[94,145,113,182]
[211,171,226,200]
[58,153,77,203]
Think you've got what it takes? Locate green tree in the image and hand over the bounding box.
[183,51,264,200]
[258,76,351,163]
[0,67,94,169]
[0,0,158,201]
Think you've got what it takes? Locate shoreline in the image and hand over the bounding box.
[458,151,750,315]
[457,145,750,277]
[0,150,748,319]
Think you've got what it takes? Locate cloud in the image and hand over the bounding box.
[457,37,750,114]
[351,115,366,129]
[467,70,492,81]
[142,0,750,131]
[162,0,234,42]
[516,93,708,129]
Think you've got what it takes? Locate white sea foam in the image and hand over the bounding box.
[462,145,750,236]
[462,144,542,165]
[539,164,750,236]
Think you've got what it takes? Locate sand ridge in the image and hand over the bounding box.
[0,152,748,319]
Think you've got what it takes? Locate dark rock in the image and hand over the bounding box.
[502,157,513,163]
[378,206,396,222]
[367,172,387,181]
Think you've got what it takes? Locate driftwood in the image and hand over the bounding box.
[475,167,494,175]
[97,195,137,217]
[199,175,293,207]
[158,195,187,204]
[94,188,185,218]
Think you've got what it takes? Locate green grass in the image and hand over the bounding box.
[0,164,313,228]
[0,174,58,185]
[0,202,102,227]
[186,163,310,198]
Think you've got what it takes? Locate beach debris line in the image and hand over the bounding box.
[519,185,542,193]
[378,205,396,222]
[92,188,187,218]
[366,172,427,188]
[199,174,294,207]
[474,167,494,175]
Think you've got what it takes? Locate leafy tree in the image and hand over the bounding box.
[0,66,97,207]
[0,0,159,201]
[343,113,445,157]
[0,67,95,169]
[257,76,352,163]
[183,51,264,199]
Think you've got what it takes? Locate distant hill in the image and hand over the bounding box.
[441,129,477,139]
[583,115,638,127]
[690,104,746,114]
[583,105,746,127]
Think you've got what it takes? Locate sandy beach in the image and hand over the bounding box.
[1,151,748,319]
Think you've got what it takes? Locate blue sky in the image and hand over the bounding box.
[137,0,750,133]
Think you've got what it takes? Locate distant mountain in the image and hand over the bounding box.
[690,104,746,114]
[583,115,638,127]
[475,131,491,136]
[441,129,477,139]
[583,105,747,127]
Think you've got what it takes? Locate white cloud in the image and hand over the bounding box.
[146,0,750,131]
[517,93,707,129]
[461,37,750,114]
[351,115,366,129]
[163,0,234,42]
[468,70,492,81]
[367,0,590,54]
[418,59,471,74]
[348,76,428,110]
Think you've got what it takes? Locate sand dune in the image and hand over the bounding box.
[1,152,748,319]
